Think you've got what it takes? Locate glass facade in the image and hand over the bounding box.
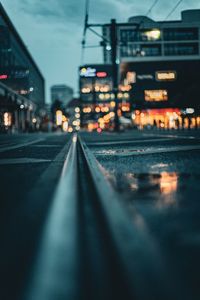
[120,44,161,57]
[117,26,199,60]
[163,27,198,41]
[120,29,161,42]
[164,43,199,56]
[0,5,45,106]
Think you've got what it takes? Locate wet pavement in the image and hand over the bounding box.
[0,129,200,299]
[84,129,200,299]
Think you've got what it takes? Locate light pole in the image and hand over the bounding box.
[110,19,120,131]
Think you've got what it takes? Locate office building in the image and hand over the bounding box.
[0,3,45,107]
[102,10,200,129]
[0,3,45,132]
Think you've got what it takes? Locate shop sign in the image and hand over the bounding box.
[156,71,177,81]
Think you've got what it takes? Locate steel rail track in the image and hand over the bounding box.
[23,134,188,300]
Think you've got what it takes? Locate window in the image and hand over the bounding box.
[120,44,161,57]
[141,44,161,56]
[120,29,161,43]
[163,28,198,41]
[164,43,199,56]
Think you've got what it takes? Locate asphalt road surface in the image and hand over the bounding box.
[0,129,200,300]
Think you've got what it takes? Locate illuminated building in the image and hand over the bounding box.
[0,3,44,132]
[103,10,200,64]
[0,3,45,107]
[102,9,200,129]
[51,85,73,105]
[79,64,131,130]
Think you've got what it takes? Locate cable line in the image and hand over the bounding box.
[146,0,160,16]
[164,0,184,20]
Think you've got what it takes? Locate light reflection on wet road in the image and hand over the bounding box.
[102,170,200,210]
[85,130,200,299]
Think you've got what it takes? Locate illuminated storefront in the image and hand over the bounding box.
[132,108,200,130]
[120,60,200,129]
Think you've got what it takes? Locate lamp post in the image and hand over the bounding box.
[110,19,120,131]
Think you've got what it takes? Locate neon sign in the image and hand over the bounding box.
[80,67,96,77]
[145,90,168,102]
[126,72,136,84]
[96,72,107,78]
[0,74,8,80]
[156,71,177,81]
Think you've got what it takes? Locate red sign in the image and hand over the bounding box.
[96,72,107,78]
[0,74,8,80]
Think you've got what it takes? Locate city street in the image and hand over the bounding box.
[1,1,200,299]
[0,130,200,300]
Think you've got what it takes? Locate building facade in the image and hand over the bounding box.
[79,64,131,130]
[0,3,45,132]
[51,84,73,106]
[102,10,200,129]
[0,3,45,107]
[103,10,200,64]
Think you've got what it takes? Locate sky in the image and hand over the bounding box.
[1,0,200,103]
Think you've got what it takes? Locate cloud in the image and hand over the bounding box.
[5,0,144,26]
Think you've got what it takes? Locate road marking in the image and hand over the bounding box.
[95,145,200,157]
[0,138,45,153]
[0,158,51,165]
[32,145,60,148]
[87,138,173,146]
[143,133,200,140]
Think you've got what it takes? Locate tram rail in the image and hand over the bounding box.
[23,134,187,300]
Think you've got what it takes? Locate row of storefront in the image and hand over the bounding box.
[0,3,45,133]
[79,61,200,131]
[0,81,37,133]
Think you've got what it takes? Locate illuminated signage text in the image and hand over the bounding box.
[156,71,177,81]
[145,90,168,102]
[80,67,96,77]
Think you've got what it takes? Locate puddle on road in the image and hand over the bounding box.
[103,169,200,209]
[93,145,200,157]
[94,148,146,155]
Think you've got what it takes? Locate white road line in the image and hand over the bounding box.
[87,138,173,146]
[0,138,45,153]
[32,145,60,148]
[95,145,200,157]
[0,158,51,165]
[143,133,200,140]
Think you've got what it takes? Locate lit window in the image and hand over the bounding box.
[142,29,161,41]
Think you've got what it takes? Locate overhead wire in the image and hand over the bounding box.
[146,0,160,17]
[81,0,185,61]
[164,0,184,21]
[132,0,160,38]
[81,0,90,64]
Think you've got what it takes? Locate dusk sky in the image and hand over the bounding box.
[1,0,200,103]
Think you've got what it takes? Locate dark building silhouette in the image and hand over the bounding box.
[0,3,45,107]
